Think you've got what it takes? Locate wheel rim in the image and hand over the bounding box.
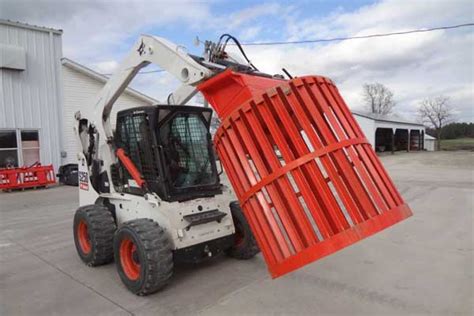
[77,220,91,254]
[120,238,140,281]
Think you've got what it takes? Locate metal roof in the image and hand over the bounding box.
[352,110,425,127]
[0,19,63,34]
[61,58,159,104]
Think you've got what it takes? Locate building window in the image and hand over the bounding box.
[0,130,19,168]
[0,129,40,168]
[21,130,40,166]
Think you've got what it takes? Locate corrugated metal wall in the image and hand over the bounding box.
[61,65,152,164]
[0,22,63,170]
[353,115,375,147]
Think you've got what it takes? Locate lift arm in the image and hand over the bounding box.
[75,35,219,197]
[80,34,214,140]
[75,33,266,197]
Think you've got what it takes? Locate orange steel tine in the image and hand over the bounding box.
[324,78,404,205]
[253,99,338,238]
[288,80,381,218]
[305,78,390,212]
[265,93,352,232]
[231,115,317,249]
[278,84,369,223]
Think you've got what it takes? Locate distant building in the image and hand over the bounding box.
[353,111,426,153]
[0,20,63,169]
[423,134,437,151]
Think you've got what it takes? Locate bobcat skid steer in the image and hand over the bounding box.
[73,34,413,296]
[73,35,262,295]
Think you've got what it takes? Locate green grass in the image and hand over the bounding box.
[439,138,474,151]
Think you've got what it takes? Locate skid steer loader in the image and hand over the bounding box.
[73,35,265,295]
[73,34,412,295]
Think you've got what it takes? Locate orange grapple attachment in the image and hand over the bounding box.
[198,70,412,278]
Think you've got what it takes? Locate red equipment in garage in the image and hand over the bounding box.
[0,163,56,191]
[199,70,413,278]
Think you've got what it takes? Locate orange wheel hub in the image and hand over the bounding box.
[77,220,91,254]
[120,238,140,280]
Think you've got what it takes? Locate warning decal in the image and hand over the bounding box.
[79,171,89,191]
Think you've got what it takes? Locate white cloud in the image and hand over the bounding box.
[238,26,263,41]
[223,3,282,30]
[1,0,213,62]
[2,0,472,121]
[130,72,178,103]
[237,0,474,121]
[92,60,119,75]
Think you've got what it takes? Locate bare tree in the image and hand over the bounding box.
[362,83,396,115]
[418,96,453,150]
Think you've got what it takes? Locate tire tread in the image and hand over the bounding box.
[74,205,116,266]
[115,219,173,296]
[226,202,260,260]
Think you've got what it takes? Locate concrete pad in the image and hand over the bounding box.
[0,151,472,315]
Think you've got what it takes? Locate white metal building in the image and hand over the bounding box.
[423,134,437,151]
[0,20,158,172]
[61,58,158,165]
[0,20,63,169]
[353,111,426,153]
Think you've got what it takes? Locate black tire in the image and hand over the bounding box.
[226,202,260,259]
[73,205,116,266]
[114,219,173,296]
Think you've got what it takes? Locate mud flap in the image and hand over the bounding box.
[199,70,412,278]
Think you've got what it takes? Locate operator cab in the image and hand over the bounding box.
[113,105,222,201]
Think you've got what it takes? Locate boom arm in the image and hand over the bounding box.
[81,34,214,139]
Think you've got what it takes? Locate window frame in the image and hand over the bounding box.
[0,128,41,168]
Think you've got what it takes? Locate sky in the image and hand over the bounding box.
[1,0,473,122]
